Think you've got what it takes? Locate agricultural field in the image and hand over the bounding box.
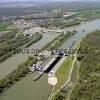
[0,23,8,31]
[78,10,100,20]
[0,23,12,32]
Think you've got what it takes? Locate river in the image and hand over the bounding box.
[0,33,60,80]
[0,19,100,100]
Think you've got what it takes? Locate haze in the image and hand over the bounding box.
[0,0,98,3]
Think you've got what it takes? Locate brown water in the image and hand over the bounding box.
[0,73,52,100]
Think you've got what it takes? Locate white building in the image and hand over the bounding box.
[24,27,43,37]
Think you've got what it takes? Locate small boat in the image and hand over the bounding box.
[33,71,43,81]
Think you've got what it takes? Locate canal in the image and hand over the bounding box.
[0,33,60,80]
[1,19,100,100]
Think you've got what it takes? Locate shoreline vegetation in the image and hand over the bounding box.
[0,32,43,63]
[0,31,76,95]
[70,30,100,100]
[0,56,37,94]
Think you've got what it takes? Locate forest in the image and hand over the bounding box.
[70,30,100,100]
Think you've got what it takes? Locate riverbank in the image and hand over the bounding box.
[0,26,76,100]
[0,33,63,95]
[0,73,52,100]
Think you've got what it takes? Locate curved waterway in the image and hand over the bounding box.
[0,33,60,80]
[0,19,100,100]
[60,19,100,49]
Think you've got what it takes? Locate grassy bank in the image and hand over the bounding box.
[54,57,73,92]
[52,60,79,100]
[51,57,74,100]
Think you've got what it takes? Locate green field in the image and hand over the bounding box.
[0,23,11,32]
[54,57,73,92]
[77,10,100,21]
